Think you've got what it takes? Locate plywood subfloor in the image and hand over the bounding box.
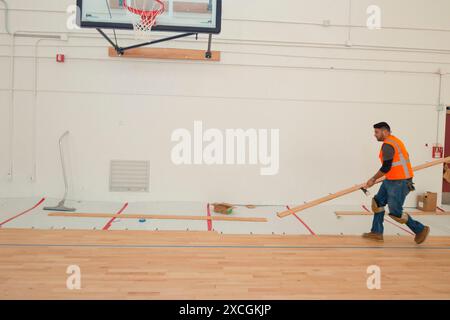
[0,229,449,299]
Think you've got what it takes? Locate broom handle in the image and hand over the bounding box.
[59,131,70,203]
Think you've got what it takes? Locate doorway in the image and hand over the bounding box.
[442,107,450,204]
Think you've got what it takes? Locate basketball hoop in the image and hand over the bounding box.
[123,0,165,39]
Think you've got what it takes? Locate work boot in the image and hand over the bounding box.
[414,226,430,244]
[362,232,384,242]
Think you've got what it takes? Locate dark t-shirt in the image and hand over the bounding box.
[381,144,395,161]
[380,143,395,173]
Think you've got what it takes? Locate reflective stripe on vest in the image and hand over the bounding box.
[385,137,412,179]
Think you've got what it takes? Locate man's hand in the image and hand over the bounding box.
[365,170,386,189]
[365,178,376,189]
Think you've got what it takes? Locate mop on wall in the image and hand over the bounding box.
[44,131,76,212]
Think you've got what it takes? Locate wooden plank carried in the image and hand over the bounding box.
[48,212,267,223]
[108,47,221,61]
[278,157,450,218]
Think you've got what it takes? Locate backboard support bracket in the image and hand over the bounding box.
[96,29,216,59]
[205,34,213,59]
[96,28,199,56]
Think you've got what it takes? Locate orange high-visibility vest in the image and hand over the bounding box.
[379,135,414,180]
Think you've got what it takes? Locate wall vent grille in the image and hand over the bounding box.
[109,160,150,192]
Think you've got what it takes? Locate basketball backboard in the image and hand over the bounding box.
[76,0,222,34]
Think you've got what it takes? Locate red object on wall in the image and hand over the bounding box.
[442,113,450,193]
[433,145,443,159]
[56,54,65,63]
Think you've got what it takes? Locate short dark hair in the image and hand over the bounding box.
[373,122,391,131]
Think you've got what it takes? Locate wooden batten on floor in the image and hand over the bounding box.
[108,47,221,61]
[48,212,266,223]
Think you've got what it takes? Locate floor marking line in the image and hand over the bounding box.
[0,198,46,227]
[206,203,213,231]
[102,202,128,230]
[287,206,316,236]
[0,243,449,250]
[362,205,415,236]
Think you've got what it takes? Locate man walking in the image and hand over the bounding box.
[363,122,430,244]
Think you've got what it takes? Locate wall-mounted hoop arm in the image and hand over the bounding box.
[96,28,198,56]
[205,34,213,59]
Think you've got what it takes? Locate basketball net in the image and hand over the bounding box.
[123,0,165,39]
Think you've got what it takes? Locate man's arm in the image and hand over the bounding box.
[365,144,394,188]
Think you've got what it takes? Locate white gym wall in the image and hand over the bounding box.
[0,0,449,206]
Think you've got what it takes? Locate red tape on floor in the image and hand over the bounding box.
[287,206,316,236]
[0,198,46,227]
[102,202,128,230]
[206,203,213,231]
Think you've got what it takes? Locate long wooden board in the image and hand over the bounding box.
[108,47,221,61]
[49,212,267,223]
[278,157,450,218]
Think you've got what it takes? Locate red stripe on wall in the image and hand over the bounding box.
[0,198,46,227]
[102,202,129,230]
